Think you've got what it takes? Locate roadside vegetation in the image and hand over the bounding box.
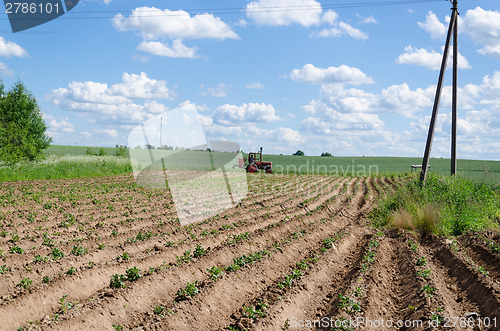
[370,173,500,236]
[0,155,132,181]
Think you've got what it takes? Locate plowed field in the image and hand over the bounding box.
[0,174,499,330]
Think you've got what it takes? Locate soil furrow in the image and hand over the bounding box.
[1,173,497,331]
[361,234,430,329]
[420,236,500,327]
[140,188,360,330]
[6,179,357,330]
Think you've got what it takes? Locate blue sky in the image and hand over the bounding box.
[1,0,499,160]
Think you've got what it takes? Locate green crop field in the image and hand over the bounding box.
[263,154,500,185]
[44,145,120,156]
[0,145,497,185]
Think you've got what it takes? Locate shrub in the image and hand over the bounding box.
[115,145,128,157]
[85,147,96,156]
[415,204,439,234]
[98,148,107,156]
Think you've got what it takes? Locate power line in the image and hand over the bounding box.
[1,0,443,21]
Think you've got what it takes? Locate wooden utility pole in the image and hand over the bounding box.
[451,0,458,175]
[420,1,458,183]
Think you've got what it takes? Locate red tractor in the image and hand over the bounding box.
[237,147,273,173]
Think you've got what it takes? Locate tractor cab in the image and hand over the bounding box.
[248,151,261,164]
[246,147,273,173]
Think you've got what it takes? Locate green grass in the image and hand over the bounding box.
[0,155,132,181]
[0,145,498,185]
[369,173,500,236]
[44,145,123,156]
[264,154,500,185]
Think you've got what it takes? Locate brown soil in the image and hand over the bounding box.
[0,174,498,330]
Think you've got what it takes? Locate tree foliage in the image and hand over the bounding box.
[293,150,305,156]
[0,80,52,164]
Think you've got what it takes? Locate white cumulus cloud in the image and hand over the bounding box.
[246,0,322,27]
[138,40,198,58]
[94,129,118,138]
[291,63,374,85]
[321,10,338,25]
[200,83,231,98]
[246,82,265,89]
[0,37,29,58]
[214,103,280,125]
[43,114,75,138]
[0,62,13,76]
[358,15,378,24]
[108,72,173,99]
[313,21,368,40]
[461,7,500,59]
[47,72,174,124]
[396,45,471,70]
[113,7,239,40]
[417,11,446,40]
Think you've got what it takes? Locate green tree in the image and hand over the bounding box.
[0,80,52,164]
[293,150,305,156]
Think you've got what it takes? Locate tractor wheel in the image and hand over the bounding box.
[265,167,273,174]
[246,163,259,173]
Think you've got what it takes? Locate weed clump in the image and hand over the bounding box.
[369,174,499,236]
